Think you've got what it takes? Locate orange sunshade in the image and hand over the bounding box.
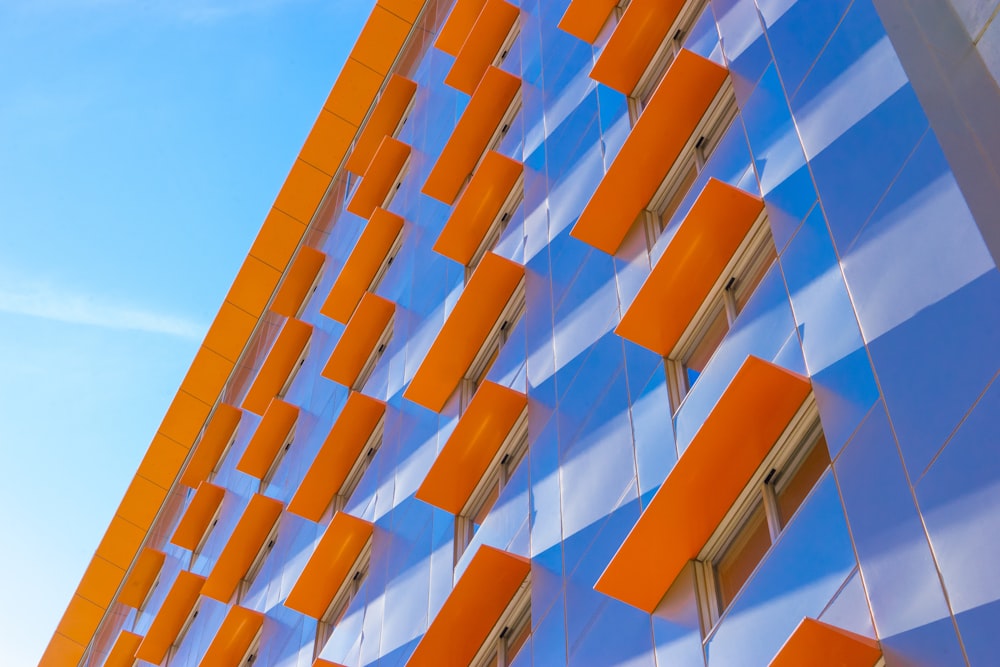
[203,494,284,602]
[321,208,404,323]
[170,481,226,551]
[321,292,395,387]
[407,546,529,666]
[434,0,486,56]
[403,253,523,412]
[770,618,881,667]
[242,318,313,415]
[346,75,418,176]
[590,0,687,94]
[289,392,386,522]
[433,151,521,265]
[416,382,526,514]
[180,404,242,489]
[445,0,520,95]
[199,606,264,667]
[346,136,411,220]
[421,66,521,205]
[594,356,811,612]
[270,247,326,318]
[615,179,764,355]
[558,0,619,43]
[135,571,206,664]
[571,50,727,255]
[284,512,374,619]
[118,548,165,608]
[236,398,299,480]
[105,630,143,667]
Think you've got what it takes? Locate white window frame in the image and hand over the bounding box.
[493,19,521,69]
[469,578,532,667]
[353,317,394,392]
[166,600,202,666]
[189,503,224,569]
[331,416,386,519]
[314,541,373,661]
[466,177,525,282]
[459,281,526,412]
[277,340,311,399]
[368,229,405,296]
[210,429,240,483]
[259,424,297,493]
[237,516,281,604]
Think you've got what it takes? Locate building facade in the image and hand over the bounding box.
[42,0,1000,665]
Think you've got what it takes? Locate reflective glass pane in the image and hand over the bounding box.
[733,243,777,313]
[776,434,831,527]
[683,305,730,389]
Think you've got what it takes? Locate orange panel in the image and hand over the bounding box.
[181,403,243,489]
[313,660,348,667]
[137,433,189,490]
[104,630,143,667]
[199,606,265,667]
[377,0,424,23]
[435,0,487,56]
[324,58,383,127]
[204,300,258,364]
[321,293,395,388]
[571,50,728,255]
[284,513,374,618]
[558,0,619,43]
[590,0,686,95]
[159,390,212,449]
[170,481,226,551]
[274,158,333,225]
[55,594,103,647]
[249,207,308,273]
[236,398,299,480]
[180,345,235,407]
[116,474,167,531]
[615,179,764,355]
[321,208,404,323]
[445,0,520,94]
[95,516,146,571]
[119,548,166,609]
[416,382,526,514]
[346,136,411,219]
[289,392,386,522]
[271,247,327,318]
[203,495,284,602]
[346,75,418,176]
[37,634,85,667]
[770,618,882,667]
[226,255,283,319]
[300,109,356,177]
[77,556,125,610]
[433,151,521,265]
[350,5,413,76]
[404,252,523,412]
[242,317,313,415]
[135,571,206,664]
[421,66,521,205]
[594,356,811,612]
[407,546,529,666]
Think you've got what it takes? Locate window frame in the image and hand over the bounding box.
[459,280,526,413]
[259,423,298,493]
[314,541,373,661]
[236,517,281,604]
[277,340,311,400]
[166,600,202,666]
[353,316,395,392]
[328,415,386,521]
[466,176,525,281]
[469,577,532,667]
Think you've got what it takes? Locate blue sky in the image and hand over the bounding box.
[0,0,375,662]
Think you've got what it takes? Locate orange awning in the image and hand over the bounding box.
[590,0,687,94]
[242,318,313,415]
[270,247,327,318]
[615,179,764,355]
[104,630,142,667]
[594,356,811,612]
[199,606,264,667]
[236,398,299,480]
[433,151,521,265]
[407,545,529,666]
[203,494,284,602]
[445,0,520,95]
[321,208,404,323]
[416,381,526,514]
[434,0,487,56]
[289,392,386,522]
[170,481,226,551]
[321,292,395,387]
[770,618,882,667]
[557,0,619,43]
[346,74,418,176]
[180,403,242,489]
[118,548,165,609]
[134,571,206,664]
[421,66,520,205]
[284,512,374,619]
[571,50,727,255]
[404,253,523,412]
[346,136,411,220]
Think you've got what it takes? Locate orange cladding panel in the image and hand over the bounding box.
[274,159,332,225]
[615,179,764,355]
[289,392,386,522]
[284,513,374,619]
[594,357,811,612]
[199,606,265,667]
[54,595,103,647]
[433,151,522,265]
[407,546,529,666]
[104,631,143,667]
[180,346,236,406]
[204,301,258,364]
[170,481,226,551]
[421,66,521,205]
[346,136,411,220]
[590,0,686,94]
[770,618,882,667]
[557,0,619,43]
[249,208,308,274]
[571,50,728,255]
[203,494,284,601]
[416,382,526,514]
[434,0,487,55]
[346,75,418,176]
[37,634,85,667]
[242,318,313,415]
[321,208,404,323]
[321,292,395,387]
[299,109,356,177]
[135,571,206,664]
[404,252,523,412]
[445,0,520,95]
[350,5,412,76]
[237,398,299,480]
[118,548,166,609]
[181,403,242,489]
[270,247,327,318]
[324,57,383,127]
[137,433,189,490]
